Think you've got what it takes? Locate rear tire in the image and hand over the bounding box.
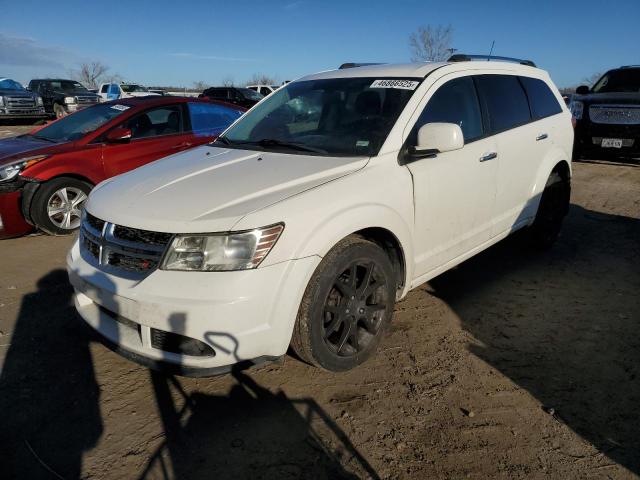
[290,235,396,371]
[528,171,570,249]
[31,177,91,235]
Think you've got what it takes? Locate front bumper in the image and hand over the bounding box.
[574,120,640,157]
[0,190,34,239]
[66,239,320,375]
[0,107,47,119]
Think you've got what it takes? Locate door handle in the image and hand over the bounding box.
[479,152,497,162]
[536,133,548,141]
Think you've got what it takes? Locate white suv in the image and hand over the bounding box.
[68,56,573,375]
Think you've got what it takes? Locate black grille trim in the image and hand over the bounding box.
[150,329,216,357]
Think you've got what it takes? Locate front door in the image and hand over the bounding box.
[407,75,498,279]
[101,104,194,178]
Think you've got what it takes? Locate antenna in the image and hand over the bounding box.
[488,40,495,61]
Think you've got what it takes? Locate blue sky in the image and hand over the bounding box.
[1,0,639,89]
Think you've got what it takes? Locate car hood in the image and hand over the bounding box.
[87,145,368,233]
[0,89,35,97]
[0,135,68,167]
[574,92,640,105]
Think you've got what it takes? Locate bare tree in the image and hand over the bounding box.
[192,80,210,91]
[409,25,454,62]
[221,76,235,87]
[246,73,278,86]
[72,61,109,89]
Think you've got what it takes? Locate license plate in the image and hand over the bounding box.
[601,138,623,148]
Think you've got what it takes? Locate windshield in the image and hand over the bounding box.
[221,77,419,156]
[121,84,148,93]
[592,69,640,93]
[0,79,25,91]
[241,88,264,101]
[29,104,130,142]
[48,80,88,92]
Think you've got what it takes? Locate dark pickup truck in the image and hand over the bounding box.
[570,66,640,159]
[28,79,101,118]
[0,77,47,121]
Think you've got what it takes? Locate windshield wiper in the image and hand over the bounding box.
[28,134,57,143]
[230,138,327,154]
[214,136,232,145]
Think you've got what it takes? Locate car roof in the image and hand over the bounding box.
[31,78,79,82]
[300,60,542,81]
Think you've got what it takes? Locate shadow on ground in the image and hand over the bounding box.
[0,269,377,479]
[428,203,640,474]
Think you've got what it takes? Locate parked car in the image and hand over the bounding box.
[199,87,263,109]
[68,56,572,376]
[28,79,101,118]
[570,65,640,159]
[247,84,280,96]
[98,83,161,102]
[0,97,245,239]
[0,78,47,122]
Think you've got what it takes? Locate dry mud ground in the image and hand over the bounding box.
[0,154,638,479]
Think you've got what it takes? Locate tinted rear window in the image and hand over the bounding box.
[475,75,531,133]
[520,77,562,119]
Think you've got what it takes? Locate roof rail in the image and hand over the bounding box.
[448,54,536,68]
[620,65,640,69]
[339,62,384,69]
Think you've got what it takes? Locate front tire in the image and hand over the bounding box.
[53,103,66,119]
[31,177,91,235]
[291,235,396,371]
[529,171,570,249]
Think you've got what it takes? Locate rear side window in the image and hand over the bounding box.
[520,77,562,120]
[188,102,243,137]
[475,75,531,133]
[410,76,483,143]
[100,84,109,93]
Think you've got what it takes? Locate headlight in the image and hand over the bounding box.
[0,96,4,106]
[0,155,49,182]
[162,224,284,271]
[36,96,43,106]
[569,100,583,120]
[64,96,76,104]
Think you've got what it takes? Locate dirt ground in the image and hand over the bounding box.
[0,127,638,479]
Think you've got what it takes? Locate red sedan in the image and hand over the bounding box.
[0,96,245,238]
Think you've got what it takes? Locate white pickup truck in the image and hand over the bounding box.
[98,83,160,101]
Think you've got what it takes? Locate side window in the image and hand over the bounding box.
[520,77,563,120]
[409,76,483,145]
[260,87,271,96]
[125,105,184,139]
[475,75,531,133]
[188,103,243,137]
[100,84,109,93]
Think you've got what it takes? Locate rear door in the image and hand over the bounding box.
[474,74,537,234]
[407,75,498,277]
[101,103,194,177]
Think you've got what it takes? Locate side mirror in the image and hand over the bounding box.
[106,127,132,143]
[407,123,464,161]
[576,85,590,95]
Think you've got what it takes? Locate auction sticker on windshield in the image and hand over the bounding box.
[370,79,419,90]
[111,105,130,111]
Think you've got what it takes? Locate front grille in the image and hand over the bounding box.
[76,95,98,105]
[80,213,173,276]
[589,105,640,125]
[5,96,36,108]
[151,328,216,357]
[114,224,172,246]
